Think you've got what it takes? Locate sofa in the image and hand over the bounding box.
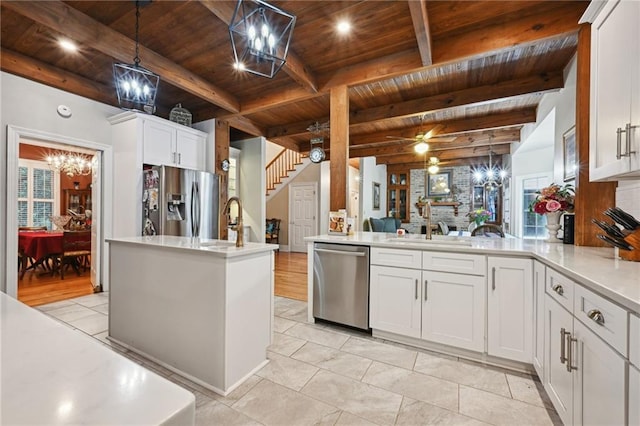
[363,217,403,233]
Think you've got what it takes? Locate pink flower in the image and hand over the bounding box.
[546,199,561,212]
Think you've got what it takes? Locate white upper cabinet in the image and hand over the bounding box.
[589,0,640,180]
[142,117,205,170]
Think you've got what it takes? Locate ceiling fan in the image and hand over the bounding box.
[385,117,456,153]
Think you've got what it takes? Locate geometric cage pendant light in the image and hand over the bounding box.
[229,0,296,79]
[113,0,159,113]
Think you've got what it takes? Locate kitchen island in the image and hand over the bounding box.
[107,236,277,396]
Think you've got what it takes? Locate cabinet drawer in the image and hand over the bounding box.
[545,268,574,313]
[422,252,486,276]
[574,285,628,356]
[629,313,639,367]
[371,247,421,269]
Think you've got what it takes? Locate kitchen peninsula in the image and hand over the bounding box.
[107,236,277,396]
[306,232,640,425]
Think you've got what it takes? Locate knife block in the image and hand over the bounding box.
[621,229,640,262]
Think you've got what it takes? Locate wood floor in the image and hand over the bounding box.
[274,251,308,301]
[18,267,94,307]
[18,251,307,307]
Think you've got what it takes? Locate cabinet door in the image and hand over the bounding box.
[572,319,626,426]
[421,271,485,352]
[143,119,175,166]
[532,261,545,380]
[543,296,574,426]
[590,0,637,180]
[370,265,421,338]
[487,257,533,363]
[630,365,640,426]
[176,130,205,170]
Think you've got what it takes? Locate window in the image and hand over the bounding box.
[18,159,59,229]
[522,176,549,239]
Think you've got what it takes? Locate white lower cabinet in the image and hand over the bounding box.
[369,265,422,338]
[630,365,640,426]
[487,257,533,363]
[532,261,546,380]
[369,248,485,353]
[544,291,626,426]
[421,271,485,352]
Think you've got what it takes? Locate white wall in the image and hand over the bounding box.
[231,137,266,242]
[192,118,216,174]
[265,140,283,165]
[359,157,387,227]
[1,72,120,292]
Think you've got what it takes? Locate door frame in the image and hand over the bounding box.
[5,125,113,297]
[288,182,318,253]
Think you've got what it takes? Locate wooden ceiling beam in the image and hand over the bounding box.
[395,156,494,170]
[4,0,240,113]
[199,0,318,93]
[1,47,115,106]
[350,71,563,126]
[431,2,587,64]
[349,109,535,147]
[376,144,511,165]
[226,115,266,137]
[408,0,433,66]
[267,72,557,140]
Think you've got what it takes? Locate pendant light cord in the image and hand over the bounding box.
[134,0,140,67]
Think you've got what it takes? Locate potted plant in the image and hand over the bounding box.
[529,183,575,242]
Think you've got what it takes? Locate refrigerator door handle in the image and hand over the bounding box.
[194,181,201,236]
[191,182,197,236]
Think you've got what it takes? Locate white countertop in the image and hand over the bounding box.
[306,232,640,314]
[0,293,195,425]
[107,235,278,258]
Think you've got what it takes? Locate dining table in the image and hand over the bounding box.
[18,231,63,278]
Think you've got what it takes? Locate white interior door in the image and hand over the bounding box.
[90,152,101,291]
[289,183,317,252]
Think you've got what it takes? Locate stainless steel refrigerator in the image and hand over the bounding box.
[142,165,219,238]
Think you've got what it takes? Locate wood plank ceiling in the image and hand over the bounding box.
[0,1,588,167]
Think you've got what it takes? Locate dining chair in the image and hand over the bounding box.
[54,230,91,279]
[265,218,281,250]
[471,224,505,237]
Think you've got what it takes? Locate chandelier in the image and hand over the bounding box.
[46,153,95,177]
[113,0,159,113]
[471,134,508,192]
[229,0,296,79]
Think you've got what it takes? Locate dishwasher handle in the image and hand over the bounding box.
[314,248,366,257]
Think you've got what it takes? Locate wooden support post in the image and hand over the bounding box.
[215,119,230,240]
[330,85,349,212]
[574,23,617,246]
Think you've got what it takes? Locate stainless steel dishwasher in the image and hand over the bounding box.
[313,243,370,330]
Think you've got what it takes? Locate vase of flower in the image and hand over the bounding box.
[529,183,575,243]
[544,210,563,243]
[467,208,491,232]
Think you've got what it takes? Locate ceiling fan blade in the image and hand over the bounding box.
[385,136,416,142]
[427,136,457,143]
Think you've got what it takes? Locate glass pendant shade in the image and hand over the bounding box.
[414,141,429,154]
[113,0,159,113]
[229,0,296,79]
[113,63,159,113]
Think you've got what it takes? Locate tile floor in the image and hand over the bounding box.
[37,293,561,426]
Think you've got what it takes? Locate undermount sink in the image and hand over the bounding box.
[198,240,236,248]
[384,237,473,247]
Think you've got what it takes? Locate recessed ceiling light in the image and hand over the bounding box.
[58,39,78,52]
[336,20,351,35]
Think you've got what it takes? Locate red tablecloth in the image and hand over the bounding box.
[18,231,63,260]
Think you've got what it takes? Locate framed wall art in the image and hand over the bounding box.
[372,182,381,210]
[427,171,452,197]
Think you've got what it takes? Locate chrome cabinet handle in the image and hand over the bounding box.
[617,127,624,159]
[566,332,578,373]
[626,123,638,157]
[491,267,496,291]
[560,327,568,364]
[552,284,564,296]
[178,153,182,164]
[415,279,418,300]
[587,309,605,326]
[424,280,428,301]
